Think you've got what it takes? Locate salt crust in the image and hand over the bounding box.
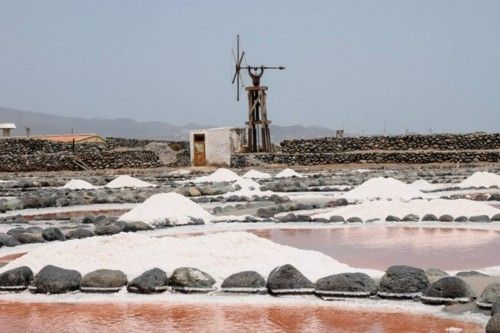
[275,168,303,178]
[62,179,97,190]
[343,177,426,200]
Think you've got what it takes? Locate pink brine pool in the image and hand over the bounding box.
[251,226,500,271]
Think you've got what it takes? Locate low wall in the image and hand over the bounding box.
[281,133,500,153]
[0,137,190,172]
[231,150,499,167]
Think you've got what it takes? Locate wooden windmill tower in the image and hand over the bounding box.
[232,35,285,153]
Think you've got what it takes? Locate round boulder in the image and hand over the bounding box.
[402,214,419,222]
[80,269,127,293]
[221,271,266,293]
[421,277,473,304]
[454,216,469,222]
[13,232,45,244]
[32,265,82,294]
[123,221,153,232]
[266,264,314,295]
[94,221,122,236]
[425,268,449,278]
[66,228,95,240]
[422,214,438,222]
[42,227,66,242]
[385,215,400,222]
[492,214,500,222]
[438,215,454,222]
[315,272,376,297]
[346,217,363,223]
[456,271,489,277]
[469,215,490,222]
[0,266,33,291]
[127,268,168,294]
[329,215,345,223]
[0,233,21,247]
[378,265,430,298]
[169,267,215,293]
[477,283,500,308]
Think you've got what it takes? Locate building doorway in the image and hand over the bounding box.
[193,134,206,166]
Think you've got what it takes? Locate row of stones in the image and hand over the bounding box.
[280,133,500,153]
[0,264,498,308]
[231,151,500,167]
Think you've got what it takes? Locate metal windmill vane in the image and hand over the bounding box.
[231,34,285,152]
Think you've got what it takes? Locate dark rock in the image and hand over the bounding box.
[42,227,66,242]
[0,266,33,291]
[438,214,454,222]
[80,269,127,293]
[329,215,345,223]
[221,271,266,293]
[385,215,400,222]
[94,221,122,235]
[0,233,21,247]
[477,283,500,308]
[94,215,110,225]
[402,214,419,222]
[315,272,376,297]
[295,214,312,222]
[66,228,95,239]
[486,314,500,333]
[244,216,259,222]
[32,265,82,294]
[312,217,329,223]
[127,268,168,294]
[6,227,27,236]
[82,216,96,224]
[454,216,469,222]
[266,264,314,295]
[492,214,500,222]
[346,217,363,223]
[421,277,473,304]
[422,214,438,221]
[123,221,153,232]
[14,232,45,244]
[169,267,215,292]
[26,226,44,233]
[378,265,430,298]
[256,208,276,218]
[469,215,490,222]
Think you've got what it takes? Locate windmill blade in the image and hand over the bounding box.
[232,70,239,84]
[238,51,245,66]
[236,73,240,101]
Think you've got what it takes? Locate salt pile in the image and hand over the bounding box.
[191,168,241,183]
[105,175,156,188]
[343,177,426,200]
[275,168,303,178]
[0,231,382,282]
[459,171,500,188]
[312,198,499,221]
[119,192,212,226]
[408,179,437,191]
[62,179,97,190]
[242,169,271,179]
[226,177,273,197]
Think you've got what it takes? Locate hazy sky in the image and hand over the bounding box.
[1,0,499,134]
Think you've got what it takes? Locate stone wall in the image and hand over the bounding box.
[0,137,190,172]
[281,133,500,153]
[231,150,499,167]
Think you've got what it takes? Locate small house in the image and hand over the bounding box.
[189,127,246,166]
[0,123,16,137]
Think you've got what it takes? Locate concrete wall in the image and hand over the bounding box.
[189,127,246,166]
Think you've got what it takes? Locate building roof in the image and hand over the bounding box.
[34,133,105,143]
[0,123,16,129]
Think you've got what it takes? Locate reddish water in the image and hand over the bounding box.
[251,226,500,270]
[0,301,483,333]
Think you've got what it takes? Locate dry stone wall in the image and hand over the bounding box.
[0,138,190,172]
[281,133,500,153]
[232,132,500,167]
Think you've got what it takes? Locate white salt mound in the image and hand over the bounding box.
[105,175,156,188]
[459,171,500,188]
[226,177,272,197]
[0,231,382,283]
[408,179,437,191]
[312,198,499,221]
[242,169,271,179]
[62,179,97,190]
[343,177,426,200]
[119,192,212,226]
[275,168,303,178]
[191,168,241,183]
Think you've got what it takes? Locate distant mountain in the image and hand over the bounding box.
[0,106,337,142]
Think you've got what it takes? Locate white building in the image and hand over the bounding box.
[0,123,16,137]
[189,127,247,166]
